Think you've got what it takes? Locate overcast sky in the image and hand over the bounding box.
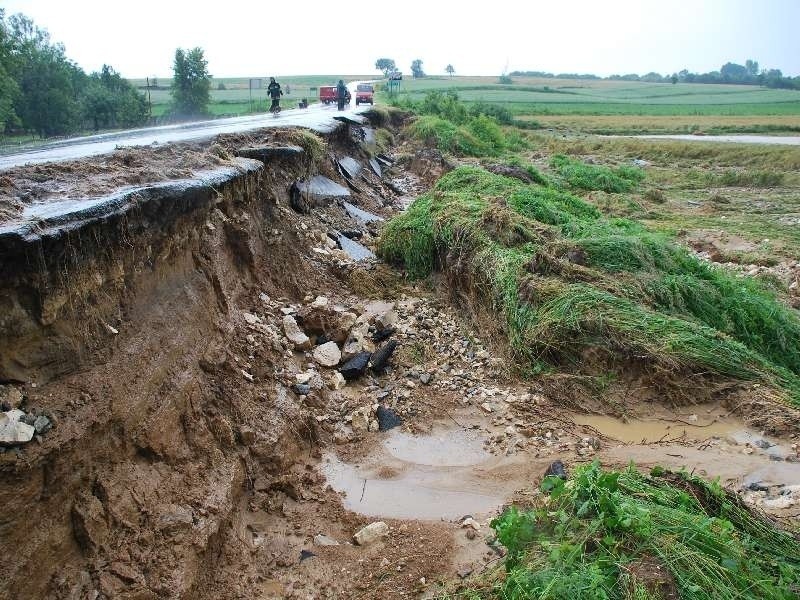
[3,0,799,78]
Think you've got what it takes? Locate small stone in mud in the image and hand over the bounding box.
[419,373,433,385]
[313,341,342,367]
[313,534,339,546]
[754,439,773,449]
[293,384,311,396]
[465,529,476,540]
[283,315,312,350]
[33,415,52,435]
[457,567,473,579]
[353,521,389,546]
[544,460,568,480]
[329,371,347,390]
[376,405,402,431]
[339,352,371,380]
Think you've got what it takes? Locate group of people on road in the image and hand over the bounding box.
[266,77,350,114]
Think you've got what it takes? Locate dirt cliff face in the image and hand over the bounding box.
[0,120,395,599]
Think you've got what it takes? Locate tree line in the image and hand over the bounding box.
[510,59,800,89]
[0,9,148,137]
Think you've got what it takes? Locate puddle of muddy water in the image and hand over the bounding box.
[320,427,517,520]
[573,413,741,444]
[383,428,489,467]
[321,455,505,520]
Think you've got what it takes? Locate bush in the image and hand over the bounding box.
[643,188,666,203]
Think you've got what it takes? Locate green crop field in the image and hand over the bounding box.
[380,76,800,133]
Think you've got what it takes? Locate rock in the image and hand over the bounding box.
[72,493,109,553]
[0,385,23,410]
[329,371,346,390]
[481,403,493,413]
[313,534,340,546]
[419,373,432,385]
[754,439,773,449]
[298,306,357,344]
[370,341,398,374]
[293,384,311,396]
[313,341,342,367]
[376,406,403,431]
[310,295,329,309]
[0,410,35,446]
[353,521,389,546]
[465,529,477,540]
[340,352,371,381]
[33,415,52,435]
[461,517,480,530]
[350,406,372,431]
[242,312,260,325]
[282,315,311,350]
[544,460,567,480]
[375,310,398,331]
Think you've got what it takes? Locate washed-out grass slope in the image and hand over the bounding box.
[378,164,800,403]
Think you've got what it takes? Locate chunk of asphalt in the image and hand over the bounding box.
[339,352,371,381]
[544,460,567,480]
[376,405,402,431]
[370,341,398,374]
[299,549,316,562]
[368,157,382,178]
[372,327,395,343]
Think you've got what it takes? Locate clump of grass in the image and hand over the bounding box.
[706,169,785,188]
[400,90,531,157]
[281,129,326,163]
[379,165,800,402]
[455,463,800,599]
[643,188,666,203]
[551,154,645,193]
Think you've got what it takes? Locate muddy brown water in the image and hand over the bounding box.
[322,412,800,523]
[320,427,527,520]
[572,413,741,444]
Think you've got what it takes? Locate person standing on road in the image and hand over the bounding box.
[267,77,283,113]
[336,79,348,111]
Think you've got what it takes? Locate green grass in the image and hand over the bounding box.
[378,165,800,402]
[451,462,800,599]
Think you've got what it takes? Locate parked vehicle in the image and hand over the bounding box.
[355,84,374,105]
[319,85,351,105]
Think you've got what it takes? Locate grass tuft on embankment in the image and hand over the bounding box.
[378,165,800,402]
[452,463,800,599]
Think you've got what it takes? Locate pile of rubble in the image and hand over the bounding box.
[0,385,54,448]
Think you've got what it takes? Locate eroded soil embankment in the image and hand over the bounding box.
[0,118,396,599]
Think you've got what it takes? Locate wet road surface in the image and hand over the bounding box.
[0,97,369,171]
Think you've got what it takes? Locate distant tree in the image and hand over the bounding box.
[375,58,396,77]
[170,47,211,117]
[445,64,455,78]
[745,59,759,76]
[0,9,20,131]
[720,62,748,82]
[6,13,83,136]
[83,64,147,130]
[217,82,226,90]
[498,74,513,84]
[411,59,425,78]
[670,74,678,85]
